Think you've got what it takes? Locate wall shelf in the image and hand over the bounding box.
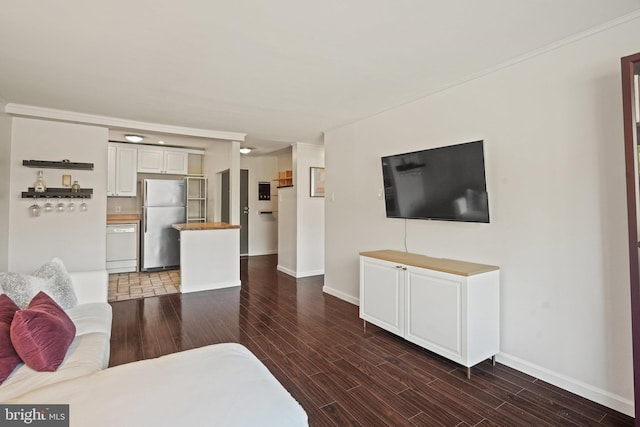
[22,187,93,199]
[23,160,94,170]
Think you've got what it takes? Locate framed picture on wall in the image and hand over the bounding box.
[310,167,325,197]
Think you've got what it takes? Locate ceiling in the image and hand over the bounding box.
[1,1,640,153]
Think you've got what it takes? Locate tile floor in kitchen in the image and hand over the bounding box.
[108,270,181,302]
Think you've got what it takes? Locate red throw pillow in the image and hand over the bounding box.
[0,294,21,383]
[10,291,76,372]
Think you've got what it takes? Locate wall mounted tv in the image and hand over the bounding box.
[381,140,490,223]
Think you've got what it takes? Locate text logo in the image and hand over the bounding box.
[0,405,69,426]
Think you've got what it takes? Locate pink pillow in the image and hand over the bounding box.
[10,291,76,372]
[0,294,21,383]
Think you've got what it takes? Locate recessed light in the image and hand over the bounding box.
[239,147,252,154]
[158,140,165,145]
[124,134,144,143]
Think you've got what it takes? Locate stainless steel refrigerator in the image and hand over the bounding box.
[141,179,186,271]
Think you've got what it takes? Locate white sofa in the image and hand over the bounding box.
[2,271,308,427]
[0,270,112,402]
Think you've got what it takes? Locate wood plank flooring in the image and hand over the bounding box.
[109,254,634,426]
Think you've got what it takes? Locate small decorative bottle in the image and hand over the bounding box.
[71,180,80,193]
[34,171,47,193]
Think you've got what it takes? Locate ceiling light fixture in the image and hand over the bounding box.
[158,140,165,145]
[239,147,252,154]
[124,134,144,143]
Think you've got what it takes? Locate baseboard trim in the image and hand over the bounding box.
[496,352,634,417]
[248,250,278,256]
[277,265,297,277]
[322,286,359,306]
[277,265,324,278]
[181,280,241,293]
[297,269,324,278]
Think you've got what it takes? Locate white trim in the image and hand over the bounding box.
[296,269,324,278]
[180,280,241,293]
[248,250,278,256]
[277,264,297,277]
[276,264,324,278]
[634,74,639,123]
[497,352,634,417]
[322,286,359,306]
[323,9,640,134]
[3,103,246,141]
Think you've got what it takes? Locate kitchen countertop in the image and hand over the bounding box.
[107,214,140,224]
[172,222,241,231]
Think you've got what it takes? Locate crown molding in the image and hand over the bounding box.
[3,103,246,142]
[324,9,640,135]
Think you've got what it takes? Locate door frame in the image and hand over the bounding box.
[220,168,249,256]
[621,51,640,422]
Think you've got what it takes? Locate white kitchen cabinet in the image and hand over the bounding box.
[107,143,138,197]
[360,250,499,377]
[137,147,188,175]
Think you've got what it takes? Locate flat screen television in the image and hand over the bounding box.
[381,140,489,223]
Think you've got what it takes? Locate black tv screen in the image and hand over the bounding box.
[381,140,490,223]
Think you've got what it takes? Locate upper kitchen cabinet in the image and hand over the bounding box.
[137,147,188,175]
[107,143,138,197]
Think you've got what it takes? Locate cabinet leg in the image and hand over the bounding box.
[492,355,496,366]
[466,367,471,380]
[363,320,367,334]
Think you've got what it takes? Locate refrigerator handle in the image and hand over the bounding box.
[144,180,148,205]
[144,208,147,234]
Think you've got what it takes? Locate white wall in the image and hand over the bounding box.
[277,143,325,277]
[324,18,640,415]
[294,143,325,276]
[240,155,278,255]
[274,146,293,173]
[8,118,108,272]
[277,186,297,274]
[202,141,232,222]
[0,107,12,271]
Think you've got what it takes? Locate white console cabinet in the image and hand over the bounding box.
[360,250,499,377]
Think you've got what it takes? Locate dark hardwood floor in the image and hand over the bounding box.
[109,255,634,426]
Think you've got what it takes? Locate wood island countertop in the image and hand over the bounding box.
[172,222,241,231]
[107,214,140,224]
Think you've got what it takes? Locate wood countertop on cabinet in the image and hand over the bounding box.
[172,222,241,231]
[359,249,498,276]
[107,214,140,224]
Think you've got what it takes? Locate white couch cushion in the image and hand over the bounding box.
[0,332,110,402]
[8,343,308,427]
[66,303,112,338]
[32,258,78,309]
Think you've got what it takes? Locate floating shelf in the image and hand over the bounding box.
[22,187,93,199]
[23,160,94,170]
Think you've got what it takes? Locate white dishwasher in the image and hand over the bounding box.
[106,223,138,273]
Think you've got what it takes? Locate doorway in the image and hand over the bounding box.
[621,51,640,422]
[221,169,249,256]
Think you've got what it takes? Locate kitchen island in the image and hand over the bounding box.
[171,222,241,293]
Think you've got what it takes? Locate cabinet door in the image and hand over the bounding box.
[115,146,138,196]
[404,266,464,363]
[163,150,188,175]
[107,145,117,196]
[137,147,164,173]
[359,257,404,335]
